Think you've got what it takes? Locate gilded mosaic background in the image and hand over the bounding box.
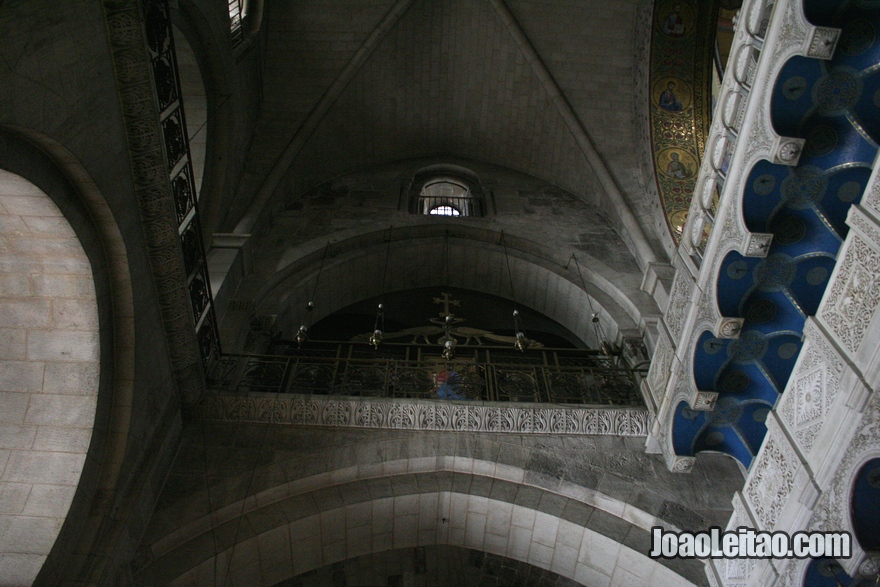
[650,0,718,242]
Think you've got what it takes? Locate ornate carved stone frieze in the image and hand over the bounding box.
[719,204,744,253]
[777,332,843,454]
[804,26,842,60]
[721,556,753,587]
[850,204,880,246]
[744,421,799,529]
[819,234,880,354]
[669,455,696,474]
[806,392,880,578]
[693,391,719,411]
[706,567,721,587]
[664,269,695,343]
[770,136,806,166]
[743,232,773,257]
[197,393,651,436]
[658,387,695,473]
[809,392,880,535]
[695,280,720,332]
[862,170,880,217]
[647,329,675,410]
[715,317,745,339]
[713,491,759,586]
[103,0,204,402]
[777,0,809,53]
[744,109,773,165]
[774,558,802,587]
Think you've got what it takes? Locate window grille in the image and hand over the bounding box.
[418,179,481,217]
[228,0,245,44]
[429,205,461,216]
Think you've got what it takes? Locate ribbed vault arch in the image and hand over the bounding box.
[132,425,734,586]
[250,226,646,349]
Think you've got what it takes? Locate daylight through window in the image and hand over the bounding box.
[429,205,460,217]
[228,0,246,42]
[417,178,481,217]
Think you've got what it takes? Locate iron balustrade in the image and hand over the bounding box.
[419,194,483,217]
[207,342,647,406]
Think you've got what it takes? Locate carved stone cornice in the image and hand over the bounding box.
[807,390,880,578]
[104,0,203,402]
[646,327,675,411]
[197,393,650,436]
[743,416,799,530]
[776,324,844,455]
[664,268,695,344]
[819,232,880,355]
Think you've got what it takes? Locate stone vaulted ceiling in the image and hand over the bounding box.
[226,0,665,265]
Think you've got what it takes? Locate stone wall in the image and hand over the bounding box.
[0,171,99,585]
[132,423,744,586]
[0,0,262,581]
[277,545,581,587]
[220,160,658,353]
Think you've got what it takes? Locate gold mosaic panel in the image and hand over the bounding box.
[650,0,717,242]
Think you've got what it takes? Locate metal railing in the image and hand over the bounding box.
[207,342,647,406]
[419,195,483,217]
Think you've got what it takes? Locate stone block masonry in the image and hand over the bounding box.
[0,170,99,586]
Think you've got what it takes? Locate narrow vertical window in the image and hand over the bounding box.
[228,0,247,44]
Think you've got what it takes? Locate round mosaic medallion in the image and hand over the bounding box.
[778,341,800,360]
[704,431,725,447]
[702,337,725,355]
[814,67,861,116]
[754,254,796,291]
[840,20,876,56]
[721,369,750,393]
[728,331,767,363]
[805,125,838,158]
[726,259,750,280]
[775,216,806,245]
[707,396,743,426]
[782,167,827,208]
[752,173,777,195]
[806,266,830,286]
[747,298,777,323]
[782,76,808,101]
[752,407,769,423]
[838,180,862,203]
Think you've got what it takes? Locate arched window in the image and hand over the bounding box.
[408,165,489,218]
[419,179,475,216]
[428,204,461,216]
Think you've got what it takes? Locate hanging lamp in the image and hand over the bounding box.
[295,242,330,346]
[369,226,393,349]
[440,230,456,360]
[501,231,530,352]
